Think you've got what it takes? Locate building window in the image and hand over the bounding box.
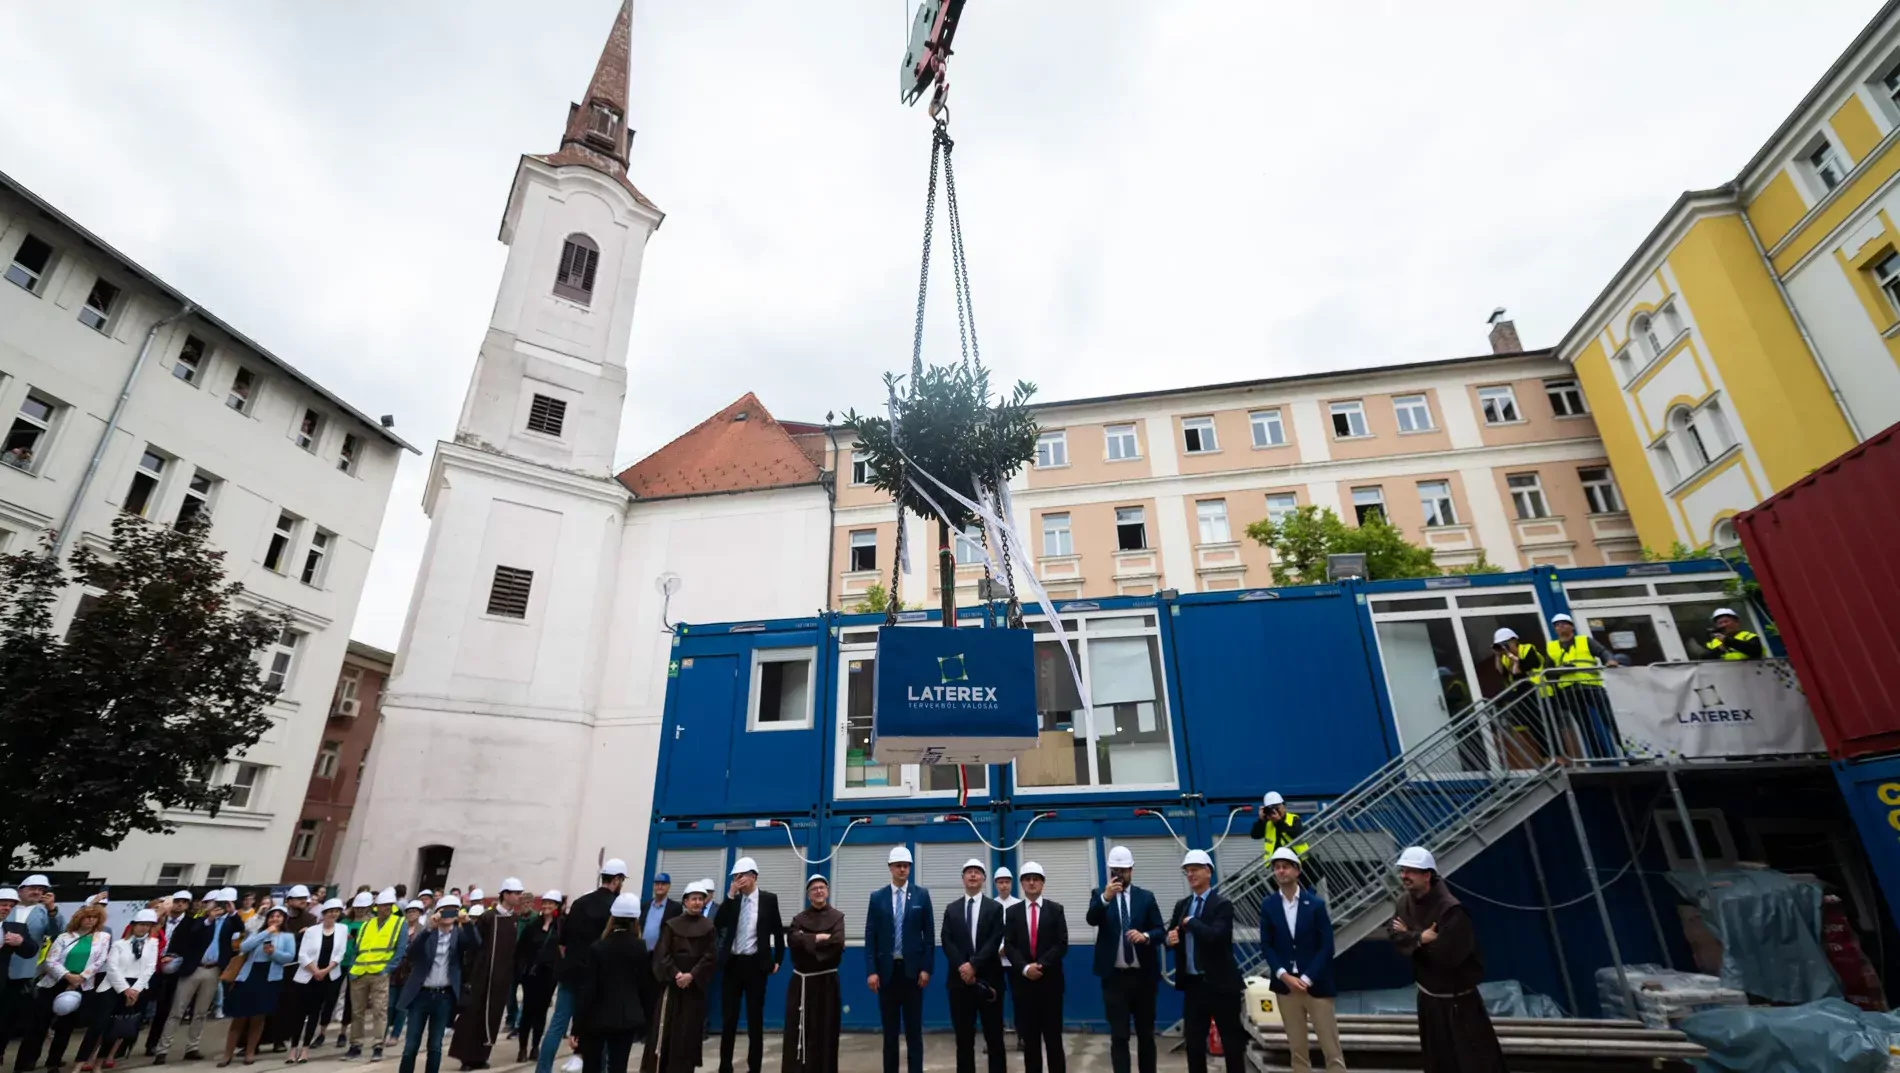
[1873,252,1900,318]
[205,865,238,886]
[224,762,265,810]
[749,648,815,731]
[1652,442,1682,487]
[1035,430,1067,468]
[1807,138,1847,191]
[294,409,322,453]
[953,525,985,566]
[553,234,600,305]
[1545,378,1588,417]
[1351,486,1385,525]
[301,529,333,587]
[4,392,58,474]
[1392,394,1433,433]
[5,234,54,293]
[314,741,341,780]
[333,666,362,717]
[1712,518,1741,549]
[1249,409,1286,448]
[174,335,207,384]
[123,449,167,517]
[1668,406,1712,468]
[1195,499,1230,544]
[1104,423,1139,461]
[1477,385,1521,424]
[1634,314,1663,358]
[850,449,871,485]
[1115,506,1147,551]
[526,394,567,437]
[291,819,320,861]
[226,368,258,413]
[264,511,300,573]
[1330,401,1369,438]
[157,864,194,887]
[78,278,120,333]
[848,530,877,572]
[1507,473,1550,519]
[176,470,217,526]
[1019,613,1175,790]
[1042,513,1072,557]
[1613,347,1636,381]
[1580,467,1623,514]
[1265,492,1299,527]
[1418,480,1457,527]
[587,102,621,144]
[1181,416,1218,454]
[338,433,362,475]
[486,565,534,618]
[264,630,301,691]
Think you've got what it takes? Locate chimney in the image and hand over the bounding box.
[1487,307,1522,354]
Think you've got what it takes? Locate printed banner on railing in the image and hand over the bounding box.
[872,625,1038,765]
[1605,661,1823,760]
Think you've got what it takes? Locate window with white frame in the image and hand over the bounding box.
[1579,467,1623,514]
[157,863,194,887]
[1195,499,1230,544]
[291,820,320,861]
[1181,416,1218,454]
[1884,64,1900,115]
[1633,314,1662,359]
[1249,409,1286,448]
[205,865,238,886]
[1042,512,1073,557]
[1613,347,1636,382]
[1035,430,1068,468]
[78,277,120,333]
[1392,394,1433,433]
[1418,480,1457,527]
[264,511,300,573]
[1806,137,1847,192]
[123,449,167,517]
[1115,506,1147,551]
[1876,253,1900,317]
[1545,378,1588,417]
[1017,612,1175,790]
[176,469,218,527]
[749,648,815,731]
[226,368,258,414]
[294,408,322,453]
[1104,424,1139,461]
[839,649,986,795]
[1507,473,1550,519]
[301,529,333,587]
[338,434,362,475]
[953,525,985,566]
[174,335,207,385]
[4,392,59,474]
[314,740,341,780]
[848,530,877,572]
[264,629,301,691]
[333,666,362,717]
[1660,303,1685,338]
[1265,492,1299,527]
[1330,400,1369,438]
[5,235,55,294]
[225,763,266,810]
[1670,406,1712,469]
[1477,385,1520,424]
[850,449,871,485]
[1351,486,1385,525]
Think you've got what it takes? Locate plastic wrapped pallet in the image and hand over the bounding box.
[1681,998,1900,1073]
[1666,868,1841,1004]
[1596,963,1748,1029]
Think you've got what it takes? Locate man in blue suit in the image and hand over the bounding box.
[1258,848,1344,1073]
[397,897,483,1073]
[1085,846,1166,1073]
[864,846,933,1073]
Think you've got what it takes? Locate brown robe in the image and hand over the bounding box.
[1389,880,1508,1073]
[641,913,715,1073]
[780,905,844,1073]
[449,909,520,1065]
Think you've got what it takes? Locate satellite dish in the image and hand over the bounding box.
[655,573,682,597]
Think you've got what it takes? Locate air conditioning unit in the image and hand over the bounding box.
[334,697,359,718]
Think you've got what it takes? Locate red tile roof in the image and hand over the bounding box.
[616,393,825,499]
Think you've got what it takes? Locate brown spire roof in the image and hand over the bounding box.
[528,0,662,217]
[616,393,825,499]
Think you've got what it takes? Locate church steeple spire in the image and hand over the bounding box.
[526,0,659,216]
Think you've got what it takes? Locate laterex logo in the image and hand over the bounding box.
[1676,708,1754,724]
[906,683,1001,709]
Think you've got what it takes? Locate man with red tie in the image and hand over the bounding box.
[1003,862,1069,1073]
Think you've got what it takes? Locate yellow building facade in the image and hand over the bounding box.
[1559,3,1900,551]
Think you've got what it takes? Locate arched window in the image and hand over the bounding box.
[1668,405,1711,468]
[1711,519,1740,548]
[553,233,600,305]
[1632,314,1661,359]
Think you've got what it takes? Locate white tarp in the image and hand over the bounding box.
[1606,660,1824,760]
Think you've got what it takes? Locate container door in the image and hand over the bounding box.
[1376,620,1451,748]
[658,653,740,815]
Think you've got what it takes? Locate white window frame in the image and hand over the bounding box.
[314,740,341,780]
[225,762,267,811]
[1115,506,1147,551]
[832,642,991,801]
[204,865,238,886]
[1195,499,1230,544]
[1104,423,1139,461]
[1874,253,1900,318]
[748,647,817,732]
[1507,473,1550,520]
[1042,512,1073,557]
[294,408,323,453]
[1477,385,1521,425]
[1249,409,1286,448]
[1544,378,1588,418]
[1329,400,1369,438]
[337,434,362,476]
[1351,486,1386,524]
[78,276,120,333]
[290,820,320,861]
[176,469,217,527]
[157,863,195,887]
[1805,136,1847,192]
[850,449,871,485]
[301,528,333,588]
[123,448,169,518]
[174,335,208,386]
[1418,480,1457,527]
[5,233,55,294]
[848,529,877,572]
[1035,430,1068,469]
[1264,492,1299,527]
[1180,416,1218,454]
[1014,610,1178,795]
[953,525,985,566]
[264,511,300,574]
[1580,467,1623,514]
[225,368,258,414]
[4,391,60,475]
[1392,394,1433,433]
[334,666,362,717]
[264,628,301,692]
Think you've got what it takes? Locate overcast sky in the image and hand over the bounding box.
[0,2,1878,649]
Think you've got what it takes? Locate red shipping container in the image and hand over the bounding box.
[1736,422,1900,760]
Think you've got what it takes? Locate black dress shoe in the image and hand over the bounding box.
[152,1058,168,1066]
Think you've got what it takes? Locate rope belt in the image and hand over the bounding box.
[1415,983,1479,1000]
[792,968,838,1064]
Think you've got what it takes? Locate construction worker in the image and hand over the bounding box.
[1493,627,1553,765]
[1249,793,1308,863]
[1545,613,1618,760]
[1705,608,1764,661]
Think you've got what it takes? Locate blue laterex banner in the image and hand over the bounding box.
[872,625,1038,765]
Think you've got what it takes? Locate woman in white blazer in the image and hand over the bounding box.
[16,903,113,1073]
[76,909,161,1069]
[285,900,350,1064]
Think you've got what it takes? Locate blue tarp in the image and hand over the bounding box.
[1333,979,1565,1019]
[1667,869,1840,1004]
[1684,999,1900,1073]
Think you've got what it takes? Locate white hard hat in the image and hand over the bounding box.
[468,888,485,901]
[215,888,238,902]
[320,898,345,913]
[133,908,159,924]
[993,867,1012,880]
[351,892,374,909]
[0,889,17,902]
[730,857,759,876]
[1551,613,1574,625]
[609,893,641,919]
[1269,847,1302,867]
[172,890,194,902]
[437,895,462,909]
[888,846,912,865]
[375,888,398,906]
[405,900,424,911]
[1106,846,1134,869]
[1492,627,1517,645]
[685,880,712,897]
[418,890,434,898]
[1396,846,1438,872]
[541,890,563,903]
[961,858,988,874]
[1711,607,1739,620]
[1019,861,1046,879]
[52,991,82,1017]
[21,875,50,888]
[500,878,526,893]
[806,874,829,888]
[600,858,629,877]
[286,885,311,899]
[1181,849,1213,870]
[1262,791,1285,808]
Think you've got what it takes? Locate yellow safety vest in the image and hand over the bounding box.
[1705,631,1760,661]
[350,914,403,976]
[1261,811,1311,860]
[1545,637,1604,689]
[1497,643,1553,697]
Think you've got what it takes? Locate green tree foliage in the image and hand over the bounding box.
[1243,506,1440,585]
[0,514,284,870]
[849,583,909,615]
[1641,541,1717,562]
[1445,550,1506,576]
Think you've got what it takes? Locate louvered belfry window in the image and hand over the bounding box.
[554,234,600,304]
[526,394,567,437]
[486,565,534,619]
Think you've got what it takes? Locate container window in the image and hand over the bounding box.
[749,648,815,731]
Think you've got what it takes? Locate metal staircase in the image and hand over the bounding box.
[1226,680,1581,975]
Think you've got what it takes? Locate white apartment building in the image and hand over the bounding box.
[0,171,413,887]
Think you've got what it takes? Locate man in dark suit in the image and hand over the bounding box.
[152,888,244,1063]
[940,858,1006,1073]
[1167,850,1246,1073]
[1086,846,1167,1073]
[712,857,785,1073]
[538,858,626,1073]
[864,846,933,1073]
[1259,848,1343,1073]
[1004,861,1068,1073]
[397,900,483,1073]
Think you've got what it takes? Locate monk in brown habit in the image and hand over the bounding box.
[450,884,525,1070]
[781,876,844,1073]
[642,881,716,1073]
[1388,847,1508,1073]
